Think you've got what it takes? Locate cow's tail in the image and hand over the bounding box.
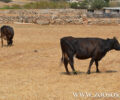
[59,37,74,67]
[59,51,64,66]
[59,39,65,67]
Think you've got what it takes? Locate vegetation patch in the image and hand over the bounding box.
[70,0,109,10]
[0,1,70,9]
[0,0,12,3]
[0,0,118,10]
[0,4,21,9]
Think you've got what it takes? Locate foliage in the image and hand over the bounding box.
[23,1,70,9]
[91,0,107,10]
[0,4,21,9]
[104,0,110,3]
[0,1,70,9]
[0,0,110,9]
[70,0,109,10]
[70,2,80,9]
[70,0,89,9]
[0,0,12,3]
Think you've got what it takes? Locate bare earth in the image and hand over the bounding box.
[0,24,120,100]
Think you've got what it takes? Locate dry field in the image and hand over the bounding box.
[0,24,120,100]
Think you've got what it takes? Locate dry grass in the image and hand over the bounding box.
[13,0,31,1]
[0,0,33,7]
[0,24,120,100]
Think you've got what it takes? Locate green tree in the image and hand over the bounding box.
[91,0,107,10]
[79,0,89,9]
[0,0,12,3]
[70,0,109,9]
[104,0,110,3]
[70,0,90,9]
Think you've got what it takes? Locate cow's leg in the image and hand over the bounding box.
[8,39,13,46]
[9,36,13,46]
[87,58,94,74]
[1,38,3,47]
[7,38,11,46]
[10,39,13,45]
[7,40,9,46]
[69,56,77,75]
[95,60,100,73]
[64,58,70,75]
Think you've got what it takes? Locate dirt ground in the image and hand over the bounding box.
[0,24,120,100]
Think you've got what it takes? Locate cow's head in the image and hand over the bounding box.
[112,37,120,50]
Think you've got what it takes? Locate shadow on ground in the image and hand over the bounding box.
[60,70,117,75]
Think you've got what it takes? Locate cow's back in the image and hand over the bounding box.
[1,25,14,39]
[74,38,106,59]
[75,38,105,49]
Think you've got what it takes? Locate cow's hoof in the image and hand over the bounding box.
[66,72,70,75]
[73,71,77,75]
[96,70,100,73]
[87,71,91,74]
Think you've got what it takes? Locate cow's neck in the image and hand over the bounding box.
[105,39,114,52]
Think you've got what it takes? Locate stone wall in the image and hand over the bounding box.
[87,10,120,18]
[0,9,120,25]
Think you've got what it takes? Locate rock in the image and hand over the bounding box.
[55,19,65,24]
[36,20,50,25]
[65,19,73,23]
[0,9,119,25]
[34,50,38,53]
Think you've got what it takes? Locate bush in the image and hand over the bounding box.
[104,0,110,3]
[79,0,90,9]
[0,5,11,9]
[91,0,107,10]
[70,0,89,9]
[70,2,80,9]
[0,0,12,3]
[11,4,22,9]
[0,1,70,9]
[23,1,70,9]
[70,0,109,9]
[0,0,110,9]
[0,4,21,9]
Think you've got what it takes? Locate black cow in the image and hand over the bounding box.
[60,36,120,75]
[0,25,14,47]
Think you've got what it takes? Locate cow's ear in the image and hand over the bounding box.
[107,38,110,41]
[113,37,117,40]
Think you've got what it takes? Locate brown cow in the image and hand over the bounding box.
[0,25,14,47]
[60,36,120,75]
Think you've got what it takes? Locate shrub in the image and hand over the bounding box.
[70,2,80,9]
[0,4,21,9]
[0,0,12,3]
[91,0,107,10]
[104,0,110,3]
[11,4,21,9]
[70,0,109,9]
[79,0,90,9]
[70,0,89,9]
[0,1,70,9]
[0,5,11,9]
[23,1,70,9]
